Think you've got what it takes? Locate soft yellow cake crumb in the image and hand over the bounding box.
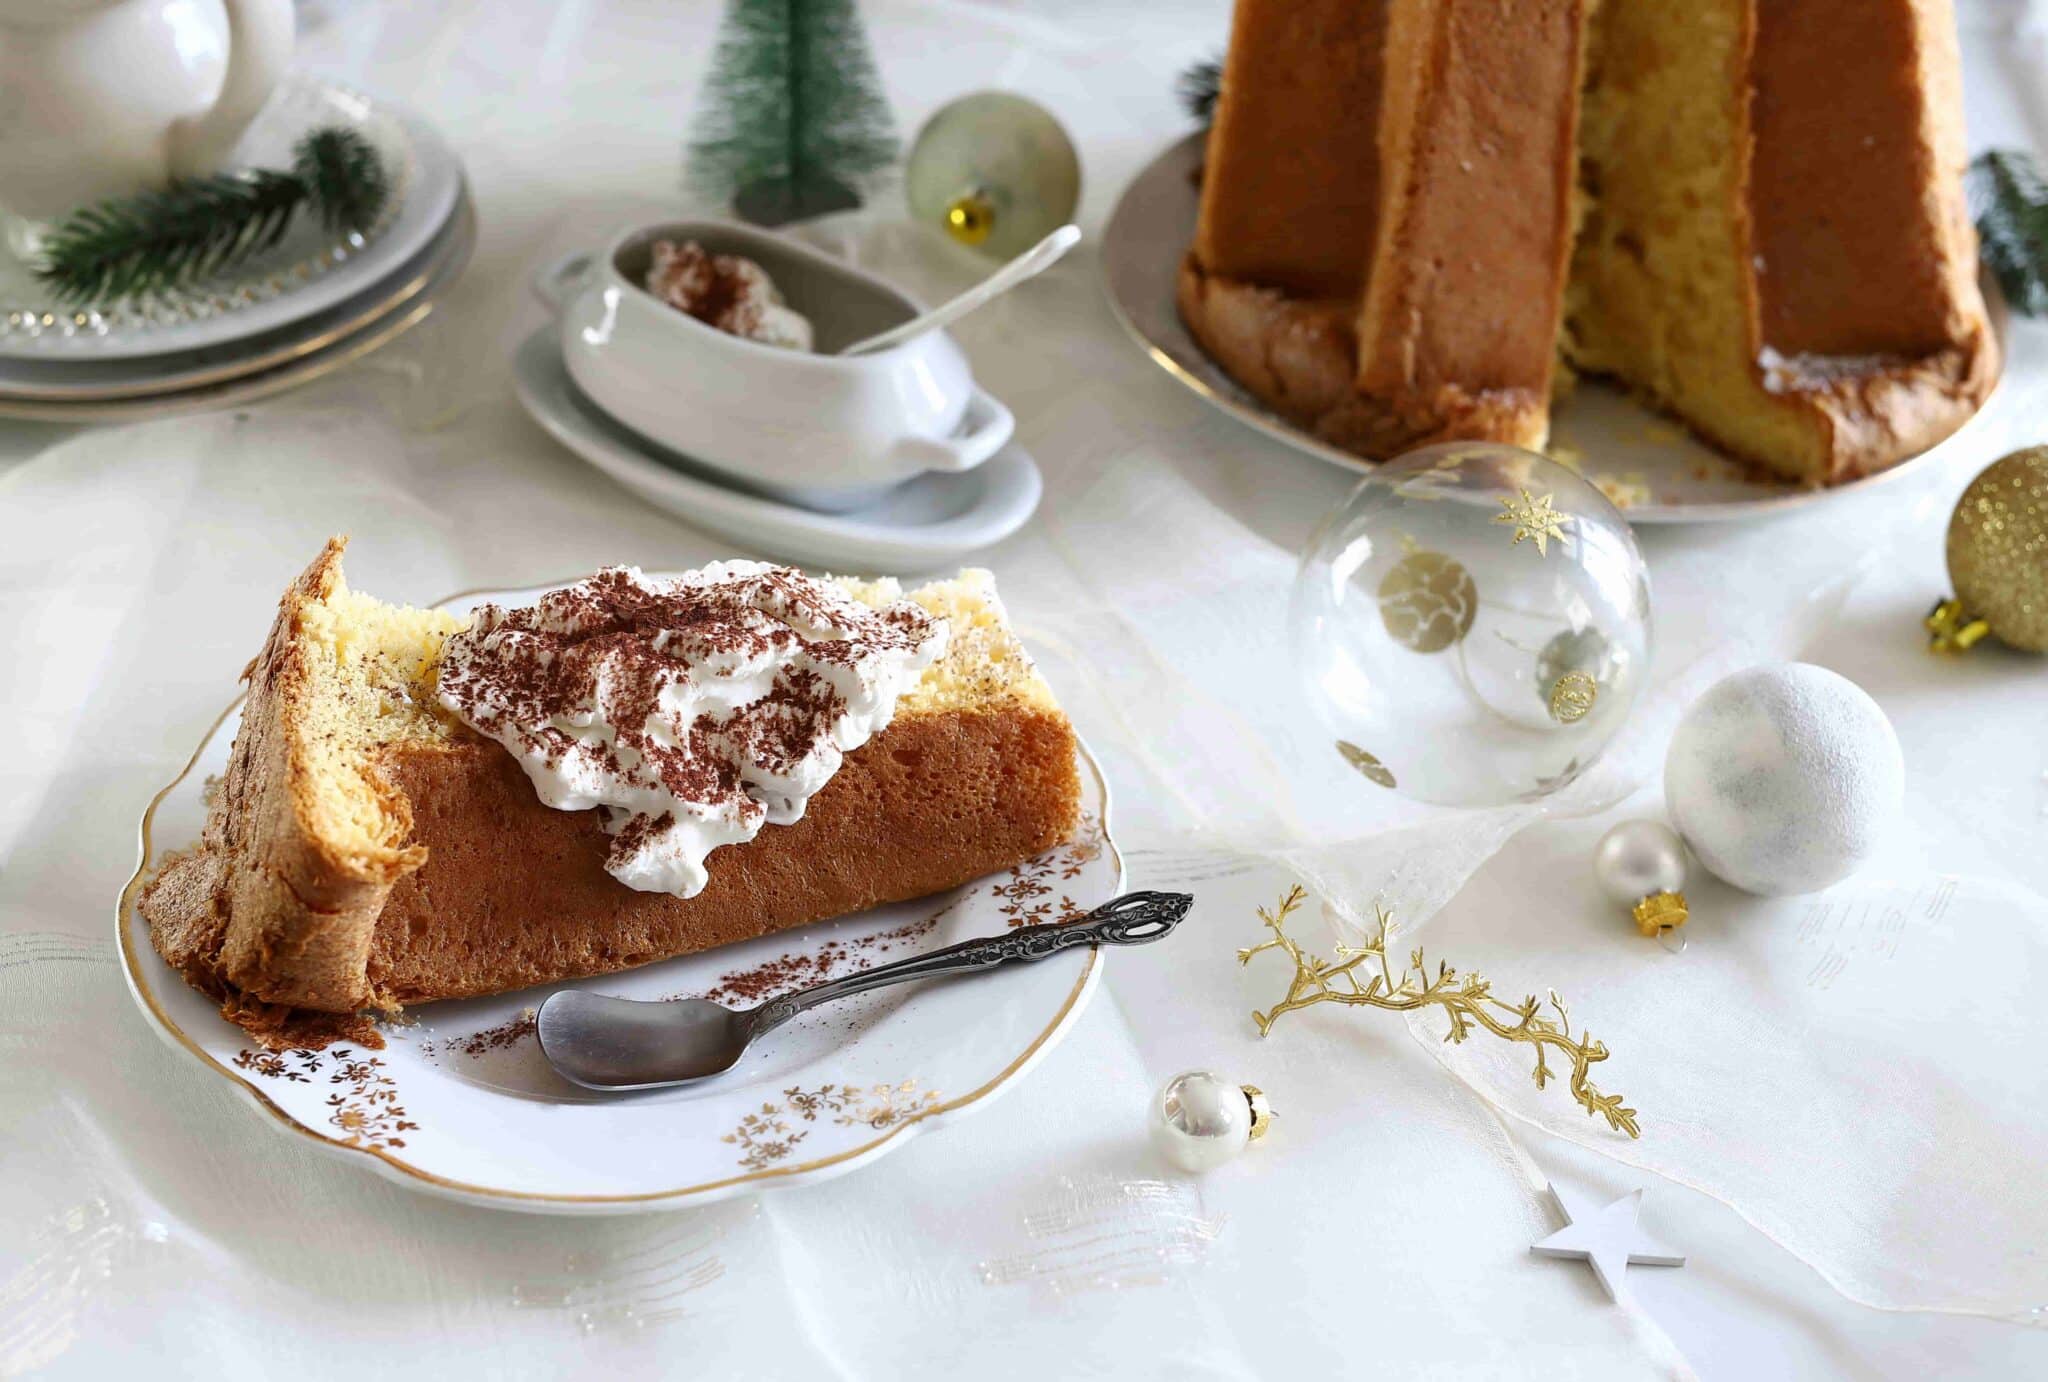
[841,570,1060,716]
[293,576,468,860]
[287,567,1051,865]
[1564,0,1821,480]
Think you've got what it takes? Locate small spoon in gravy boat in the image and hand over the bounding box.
[837,223,1081,357]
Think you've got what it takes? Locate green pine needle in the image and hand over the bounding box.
[34,126,389,306]
[294,127,391,234]
[1178,56,1222,124]
[686,0,898,216]
[1971,148,2048,317]
[36,171,305,305]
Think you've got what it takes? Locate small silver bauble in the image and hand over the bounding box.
[1664,663,1904,896]
[1592,819,1690,946]
[1149,1071,1273,1172]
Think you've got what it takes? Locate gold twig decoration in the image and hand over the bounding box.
[1238,886,1640,1138]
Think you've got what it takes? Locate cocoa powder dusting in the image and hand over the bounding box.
[436,563,942,890]
[427,1008,538,1060]
[679,911,943,1007]
[434,911,944,1059]
[645,239,770,339]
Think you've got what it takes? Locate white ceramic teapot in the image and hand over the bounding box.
[0,0,295,236]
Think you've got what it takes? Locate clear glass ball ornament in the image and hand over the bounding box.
[905,92,1081,259]
[1291,443,1652,807]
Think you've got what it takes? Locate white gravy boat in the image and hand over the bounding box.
[534,220,1014,513]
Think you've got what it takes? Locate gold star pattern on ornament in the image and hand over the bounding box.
[1495,487,1571,556]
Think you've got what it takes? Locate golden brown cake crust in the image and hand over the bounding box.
[1192,0,1389,299]
[1740,0,1999,483]
[1180,0,1579,463]
[1744,340,1998,486]
[171,539,424,1016]
[1355,0,1586,419]
[142,546,1084,1049]
[367,706,1079,1004]
[1177,253,1548,459]
[1181,0,1995,483]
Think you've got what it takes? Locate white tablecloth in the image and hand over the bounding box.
[5,1,2048,1377]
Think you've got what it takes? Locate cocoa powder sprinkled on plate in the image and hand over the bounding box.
[434,911,946,1059]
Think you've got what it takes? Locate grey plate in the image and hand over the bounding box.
[1101,132,2008,524]
[0,191,475,422]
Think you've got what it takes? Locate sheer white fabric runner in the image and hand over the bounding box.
[3,0,2047,1375]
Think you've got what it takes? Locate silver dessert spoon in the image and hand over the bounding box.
[537,890,1191,1092]
[835,223,1081,356]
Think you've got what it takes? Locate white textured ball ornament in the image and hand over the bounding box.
[1664,664,1904,896]
[1149,1071,1271,1172]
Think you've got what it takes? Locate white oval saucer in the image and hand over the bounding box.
[511,327,1042,572]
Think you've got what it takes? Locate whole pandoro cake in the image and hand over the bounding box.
[142,540,1081,1049]
[1178,0,1999,485]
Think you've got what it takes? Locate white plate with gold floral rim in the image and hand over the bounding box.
[117,582,1121,1215]
[0,76,461,361]
[1103,132,2008,523]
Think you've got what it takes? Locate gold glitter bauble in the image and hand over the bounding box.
[1943,447,2048,653]
[1376,549,1477,653]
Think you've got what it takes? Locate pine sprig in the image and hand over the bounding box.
[37,171,303,305]
[1177,56,1223,124]
[35,127,389,305]
[1971,148,2048,317]
[295,127,391,235]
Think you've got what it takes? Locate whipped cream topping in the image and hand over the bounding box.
[436,563,946,896]
[645,239,814,351]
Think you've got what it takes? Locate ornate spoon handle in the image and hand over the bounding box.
[748,891,1191,1036]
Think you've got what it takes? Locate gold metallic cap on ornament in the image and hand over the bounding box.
[945,190,995,246]
[1926,599,1991,654]
[1632,890,1688,938]
[1242,1085,1274,1142]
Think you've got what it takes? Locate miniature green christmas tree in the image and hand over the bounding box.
[686,0,900,226]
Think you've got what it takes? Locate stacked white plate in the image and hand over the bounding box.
[0,77,474,422]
